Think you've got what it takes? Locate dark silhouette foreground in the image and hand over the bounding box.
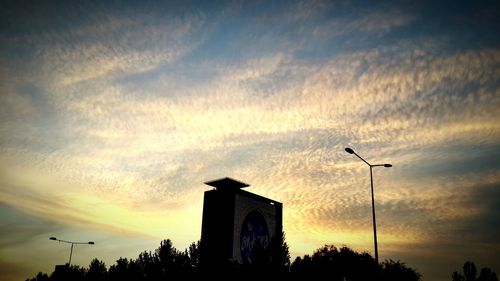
[452,261,498,281]
[27,238,422,281]
[290,245,420,281]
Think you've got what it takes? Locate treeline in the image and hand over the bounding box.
[452,261,498,281]
[28,239,201,281]
[27,237,422,281]
[291,245,420,281]
[27,237,495,281]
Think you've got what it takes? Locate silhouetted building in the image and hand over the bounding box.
[200,177,282,267]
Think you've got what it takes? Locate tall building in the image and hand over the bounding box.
[200,177,283,266]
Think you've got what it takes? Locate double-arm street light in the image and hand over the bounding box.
[345,147,392,264]
[49,237,94,266]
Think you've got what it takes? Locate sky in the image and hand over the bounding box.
[0,0,499,280]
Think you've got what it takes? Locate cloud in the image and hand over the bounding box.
[0,162,203,243]
[42,19,203,89]
[2,2,209,92]
[311,9,415,40]
[0,202,170,281]
[454,182,500,244]
[0,258,32,281]
[1,2,499,281]
[360,173,500,279]
[0,203,64,248]
[2,36,499,246]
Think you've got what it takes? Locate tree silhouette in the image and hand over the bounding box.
[86,259,107,281]
[478,268,499,281]
[156,239,175,278]
[276,231,291,273]
[137,250,160,281]
[380,259,421,281]
[290,245,378,281]
[108,258,134,281]
[25,272,49,281]
[156,239,195,279]
[27,238,423,281]
[453,261,498,281]
[188,241,201,271]
[454,271,466,281]
[289,245,421,281]
[465,262,478,281]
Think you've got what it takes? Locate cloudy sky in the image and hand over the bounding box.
[1,1,499,280]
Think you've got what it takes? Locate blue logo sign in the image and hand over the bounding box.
[240,210,270,264]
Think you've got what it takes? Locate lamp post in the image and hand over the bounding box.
[49,237,94,266]
[345,147,391,264]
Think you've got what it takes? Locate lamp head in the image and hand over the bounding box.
[345,147,354,154]
[49,237,57,240]
[384,164,392,168]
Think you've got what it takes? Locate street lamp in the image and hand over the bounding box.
[49,237,95,266]
[345,147,392,264]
